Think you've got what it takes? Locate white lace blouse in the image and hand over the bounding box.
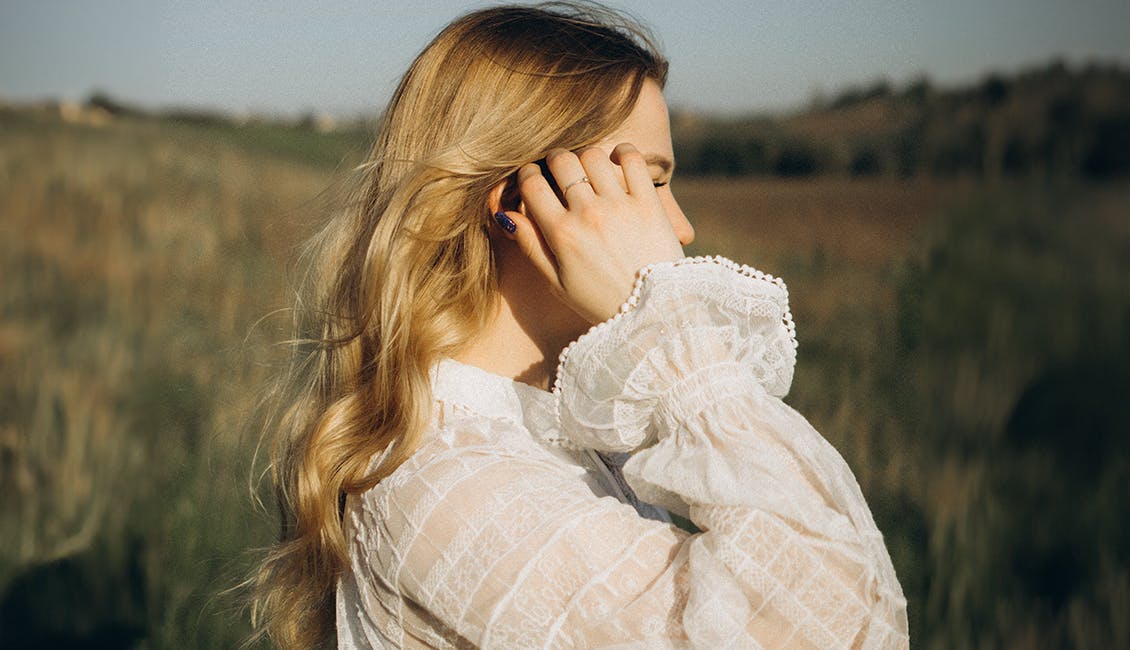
[336,256,909,649]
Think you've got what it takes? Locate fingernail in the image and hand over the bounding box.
[494,211,516,234]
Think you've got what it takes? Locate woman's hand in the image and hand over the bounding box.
[501,144,685,323]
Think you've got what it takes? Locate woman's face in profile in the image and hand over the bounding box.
[593,79,696,247]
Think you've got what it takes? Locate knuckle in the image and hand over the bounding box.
[517,163,540,182]
[617,148,645,165]
[518,171,543,191]
[577,204,605,223]
[546,148,570,163]
[578,146,606,164]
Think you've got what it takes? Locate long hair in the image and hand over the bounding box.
[249,3,668,647]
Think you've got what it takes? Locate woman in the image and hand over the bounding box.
[252,3,909,648]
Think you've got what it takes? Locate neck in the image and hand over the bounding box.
[454,248,588,391]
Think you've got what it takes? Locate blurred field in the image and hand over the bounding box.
[1,109,1128,648]
[0,111,336,647]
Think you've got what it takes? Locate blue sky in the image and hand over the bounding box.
[1,0,1127,116]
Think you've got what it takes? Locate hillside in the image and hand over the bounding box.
[673,59,1130,179]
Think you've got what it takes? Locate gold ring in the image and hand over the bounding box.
[561,176,590,193]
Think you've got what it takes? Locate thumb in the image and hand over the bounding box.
[493,209,561,291]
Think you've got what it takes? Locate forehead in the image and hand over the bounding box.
[595,80,673,161]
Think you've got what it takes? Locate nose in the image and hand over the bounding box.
[662,191,695,247]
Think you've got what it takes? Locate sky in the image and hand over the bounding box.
[1,0,1128,117]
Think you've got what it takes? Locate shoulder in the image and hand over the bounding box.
[387,411,574,491]
[347,412,588,540]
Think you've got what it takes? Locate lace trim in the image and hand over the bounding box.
[549,254,798,445]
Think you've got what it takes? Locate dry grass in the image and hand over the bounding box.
[1,110,1126,647]
[0,113,334,646]
[679,175,973,321]
[677,176,976,497]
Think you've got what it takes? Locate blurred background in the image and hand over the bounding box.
[2,1,1128,647]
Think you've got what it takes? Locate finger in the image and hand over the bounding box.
[517,163,567,224]
[544,148,594,206]
[500,208,562,291]
[575,146,623,197]
[610,143,655,198]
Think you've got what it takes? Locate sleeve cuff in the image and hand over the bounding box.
[552,255,798,453]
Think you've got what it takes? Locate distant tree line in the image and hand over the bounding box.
[81,90,369,133]
[74,60,1130,180]
[672,60,1130,180]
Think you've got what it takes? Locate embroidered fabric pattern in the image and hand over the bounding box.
[336,256,909,649]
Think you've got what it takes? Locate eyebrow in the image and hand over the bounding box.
[645,153,675,177]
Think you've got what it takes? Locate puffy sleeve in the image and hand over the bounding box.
[365,256,908,649]
[554,256,908,647]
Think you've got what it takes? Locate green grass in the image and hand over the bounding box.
[885,183,1130,648]
[1,110,1127,647]
[0,112,320,647]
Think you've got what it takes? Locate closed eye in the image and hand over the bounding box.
[646,155,674,188]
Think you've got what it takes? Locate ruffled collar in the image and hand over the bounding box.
[431,357,575,448]
[430,357,671,523]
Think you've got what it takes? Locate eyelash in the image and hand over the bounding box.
[653,181,669,188]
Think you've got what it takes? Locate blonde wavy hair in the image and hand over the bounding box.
[249,3,667,648]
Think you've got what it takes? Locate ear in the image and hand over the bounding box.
[487,177,521,241]
[486,175,555,277]
[492,171,528,211]
[487,178,507,214]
